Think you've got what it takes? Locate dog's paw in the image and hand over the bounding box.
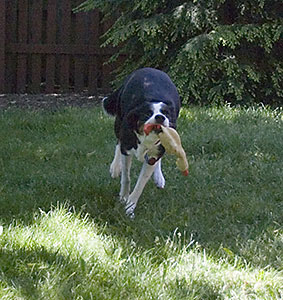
[110,160,121,178]
[125,202,136,219]
[119,195,128,204]
[153,169,165,189]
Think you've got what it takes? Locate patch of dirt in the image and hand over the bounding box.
[0,93,107,110]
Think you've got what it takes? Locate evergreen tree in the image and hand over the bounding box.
[76,0,282,105]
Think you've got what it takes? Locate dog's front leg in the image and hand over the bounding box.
[153,159,165,189]
[110,143,122,178]
[125,161,155,218]
[119,154,132,202]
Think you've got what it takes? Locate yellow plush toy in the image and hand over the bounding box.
[144,124,189,176]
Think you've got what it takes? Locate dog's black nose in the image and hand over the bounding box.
[155,114,165,124]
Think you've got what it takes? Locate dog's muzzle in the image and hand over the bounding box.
[155,114,166,124]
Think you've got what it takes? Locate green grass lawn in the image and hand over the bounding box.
[0,105,282,299]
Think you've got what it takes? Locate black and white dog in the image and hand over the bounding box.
[103,68,180,217]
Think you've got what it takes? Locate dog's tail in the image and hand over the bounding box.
[102,87,121,116]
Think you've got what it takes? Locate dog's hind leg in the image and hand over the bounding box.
[110,143,122,178]
[153,159,165,189]
[125,161,155,218]
[119,154,132,202]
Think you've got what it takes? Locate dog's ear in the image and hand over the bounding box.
[126,109,139,130]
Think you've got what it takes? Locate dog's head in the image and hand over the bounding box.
[127,101,178,134]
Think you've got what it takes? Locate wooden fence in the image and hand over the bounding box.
[0,0,122,94]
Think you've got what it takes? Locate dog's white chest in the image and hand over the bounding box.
[131,132,160,162]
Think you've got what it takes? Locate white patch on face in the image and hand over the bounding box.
[145,102,169,127]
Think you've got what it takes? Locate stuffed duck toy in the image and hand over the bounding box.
[144,124,189,176]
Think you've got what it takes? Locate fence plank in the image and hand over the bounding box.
[0,1,5,93]
[31,0,43,93]
[5,0,18,93]
[88,10,100,94]
[101,18,115,91]
[74,5,86,92]
[46,0,57,93]
[17,0,28,93]
[60,0,71,91]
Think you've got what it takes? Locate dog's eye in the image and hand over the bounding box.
[144,110,153,119]
[161,109,170,117]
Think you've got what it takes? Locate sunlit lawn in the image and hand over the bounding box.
[0,104,282,299]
